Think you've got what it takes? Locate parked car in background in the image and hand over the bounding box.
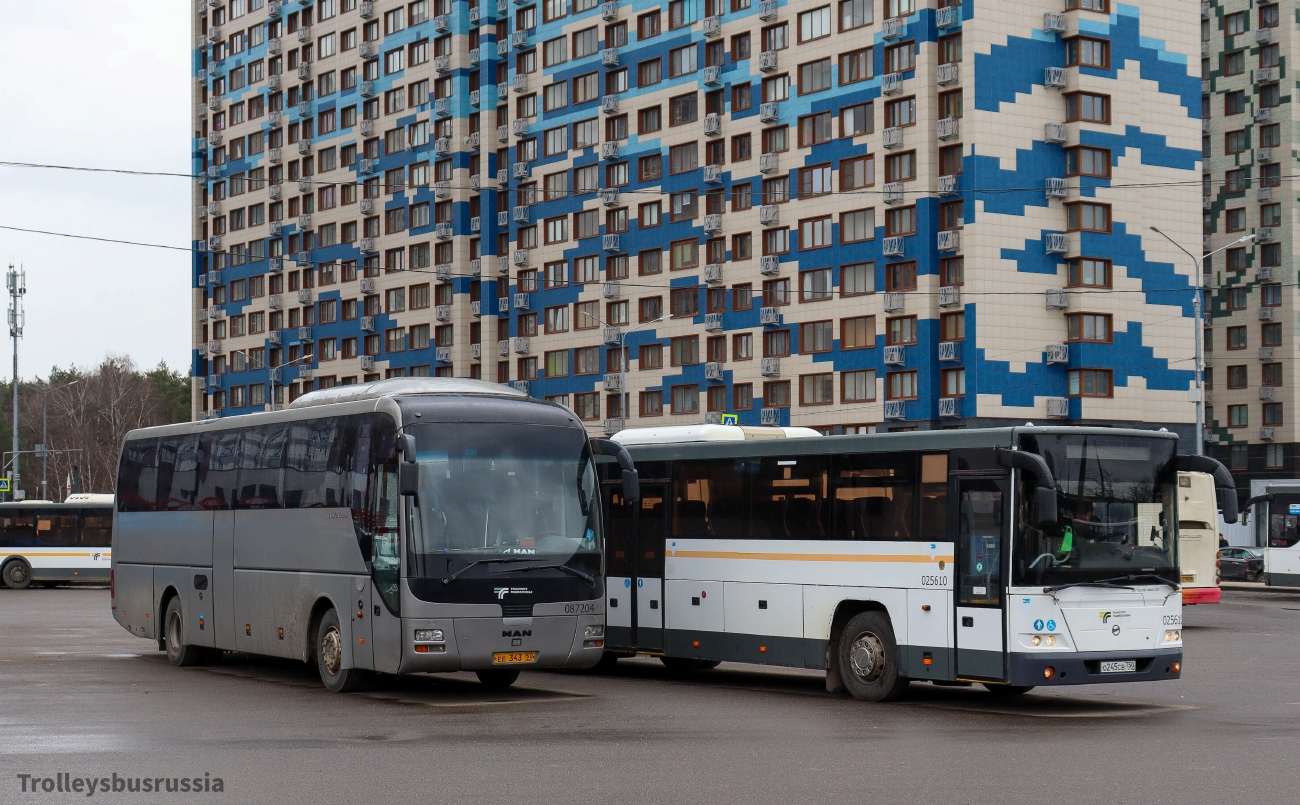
[1219,547,1265,582]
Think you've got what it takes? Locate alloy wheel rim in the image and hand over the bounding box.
[9,564,27,584]
[168,611,182,658]
[321,626,342,675]
[849,631,886,684]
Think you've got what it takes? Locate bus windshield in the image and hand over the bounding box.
[1014,434,1179,587]
[404,423,601,580]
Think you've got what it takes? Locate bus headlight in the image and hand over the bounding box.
[1031,635,1042,646]
[1046,635,1057,647]
[584,625,604,638]
[414,629,445,643]
[1163,630,1181,643]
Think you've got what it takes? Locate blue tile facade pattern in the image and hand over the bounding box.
[193,0,1200,438]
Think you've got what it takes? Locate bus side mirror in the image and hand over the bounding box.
[622,469,641,504]
[397,434,419,497]
[1218,489,1239,524]
[398,462,419,497]
[1034,486,1058,529]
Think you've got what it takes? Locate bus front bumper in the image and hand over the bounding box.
[1007,647,1182,687]
[1182,586,1222,605]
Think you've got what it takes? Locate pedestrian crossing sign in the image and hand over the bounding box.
[0,478,10,493]
[720,414,739,426]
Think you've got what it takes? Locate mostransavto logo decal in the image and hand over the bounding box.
[493,587,533,599]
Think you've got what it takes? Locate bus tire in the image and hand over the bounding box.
[2,559,33,590]
[591,652,623,672]
[837,611,909,703]
[315,609,369,693]
[982,683,1035,696]
[476,669,521,689]
[163,598,211,667]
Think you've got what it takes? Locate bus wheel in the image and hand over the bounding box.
[982,683,1035,697]
[1,559,33,590]
[476,669,521,689]
[163,598,211,667]
[315,609,369,693]
[838,611,909,703]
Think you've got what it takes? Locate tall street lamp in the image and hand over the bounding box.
[1149,227,1257,455]
[579,310,667,432]
[223,350,307,412]
[39,378,80,501]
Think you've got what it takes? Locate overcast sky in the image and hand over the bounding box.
[0,2,192,381]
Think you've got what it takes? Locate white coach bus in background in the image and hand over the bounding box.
[598,425,1235,701]
[1175,471,1225,604]
[111,378,639,692]
[0,494,115,589]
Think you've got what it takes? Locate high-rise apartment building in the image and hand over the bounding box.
[194,0,1202,439]
[1201,0,1292,497]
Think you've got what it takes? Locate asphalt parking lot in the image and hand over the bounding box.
[2,587,1299,805]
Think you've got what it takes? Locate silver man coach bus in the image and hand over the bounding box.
[598,425,1235,701]
[112,378,638,692]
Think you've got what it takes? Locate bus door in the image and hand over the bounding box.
[602,482,667,652]
[953,476,1007,680]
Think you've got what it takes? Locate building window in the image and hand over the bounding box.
[841,315,875,350]
[941,368,966,398]
[1065,37,1110,69]
[800,373,835,405]
[1226,326,1247,350]
[886,315,917,345]
[1227,404,1249,428]
[842,369,876,402]
[1067,313,1112,342]
[842,261,875,296]
[886,370,918,400]
[1066,202,1111,233]
[801,320,834,353]
[1065,92,1110,123]
[1068,369,1112,397]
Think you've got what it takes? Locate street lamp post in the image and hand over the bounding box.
[1150,227,1256,455]
[39,378,81,501]
[580,311,667,432]
[223,350,306,412]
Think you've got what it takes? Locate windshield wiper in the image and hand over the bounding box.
[497,562,595,585]
[441,558,540,584]
[1044,573,1178,595]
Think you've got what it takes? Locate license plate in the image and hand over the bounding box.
[1180,574,1195,583]
[1099,660,1137,674]
[492,651,537,664]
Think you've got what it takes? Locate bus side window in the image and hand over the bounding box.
[117,438,160,513]
[196,430,242,510]
[832,453,917,541]
[79,510,113,547]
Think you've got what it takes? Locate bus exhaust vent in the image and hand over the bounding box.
[501,603,534,618]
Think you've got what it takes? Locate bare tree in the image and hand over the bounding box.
[2,355,189,498]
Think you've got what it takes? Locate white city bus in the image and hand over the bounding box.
[1176,472,1223,604]
[1242,481,1300,587]
[0,495,115,589]
[598,425,1236,701]
[112,378,639,692]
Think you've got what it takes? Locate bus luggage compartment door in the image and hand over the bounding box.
[954,477,1006,680]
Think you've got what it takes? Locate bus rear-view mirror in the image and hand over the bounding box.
[1034,486,1058,530]
[1217,489,1239,525]
[622,469,640,504]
